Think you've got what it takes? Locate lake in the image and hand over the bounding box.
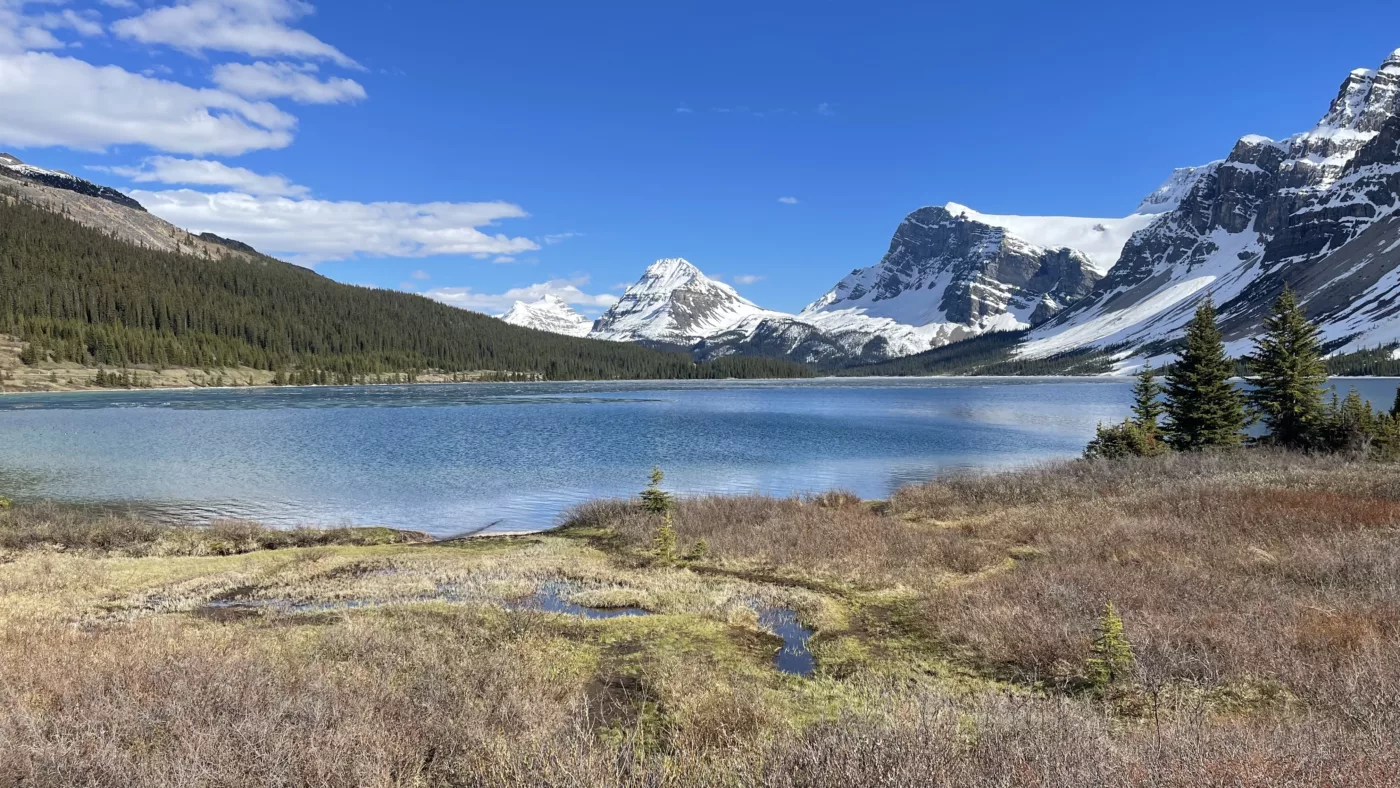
[0,377,1395,536]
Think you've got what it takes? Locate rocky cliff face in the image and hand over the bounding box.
[807,206,1103,329]
[0,153,145,212]
[1021,49,1400,364]
[498,295,593,337]
[699,204,1147,365]
[589,258,779,345]
[0,153,256,263]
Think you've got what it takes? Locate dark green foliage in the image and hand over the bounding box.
[0,199,812,382]
[1245,287,1328,450]
[1323,388,1380,456]
[639,466,674,515]
[1324,344,1400,376]
[684,538,710,561]
[1083,420,1165,460]
[1086,601,1135,689]
[1163,299,1247,451]
[653,512,678,563]
[1131,366,1164,437]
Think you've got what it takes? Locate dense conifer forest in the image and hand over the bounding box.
[0,199,811,382]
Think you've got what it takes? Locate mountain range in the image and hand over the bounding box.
[501,47,1400,374]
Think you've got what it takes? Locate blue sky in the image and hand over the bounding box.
[5,1,1400,316]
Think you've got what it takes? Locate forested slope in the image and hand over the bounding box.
[0,199,810,381]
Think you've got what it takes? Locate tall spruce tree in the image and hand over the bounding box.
[1164,298,1247,450]
[1245,287,1327,450]
[1132,365,1165,437]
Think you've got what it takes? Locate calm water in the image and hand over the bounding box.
[0,377,1394,536]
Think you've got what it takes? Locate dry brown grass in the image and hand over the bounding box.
[0,502,429,556]
[2,451,1398,785]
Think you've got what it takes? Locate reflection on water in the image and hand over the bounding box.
[7,377,1382,537]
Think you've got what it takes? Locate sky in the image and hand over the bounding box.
[5,1,1400,317]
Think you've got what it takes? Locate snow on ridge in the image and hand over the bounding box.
[589,257,785,345]
[499,295,593,338]
[943,202,1160,276]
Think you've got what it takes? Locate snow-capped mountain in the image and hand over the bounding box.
[696,197,1175,365]
[498,295,593,337]
[0,153,146,212]
[589,258,781,345]
[1020,48,1400,367]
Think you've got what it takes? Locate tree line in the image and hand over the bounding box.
[0,199,811,382]
[1087,289,1400,459]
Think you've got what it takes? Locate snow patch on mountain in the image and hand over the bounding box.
[498,295,593,337]
[1135,163,1222,215]
[943,202,1162,275]
[589,258,782,345]
[1020,47,1400,369]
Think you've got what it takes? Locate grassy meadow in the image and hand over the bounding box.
[0,451,1396,786]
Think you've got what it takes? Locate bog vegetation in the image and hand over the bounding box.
[0,452,1396,784]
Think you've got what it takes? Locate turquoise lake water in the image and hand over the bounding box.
[0,377,1395,536]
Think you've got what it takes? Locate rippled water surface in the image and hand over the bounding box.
[1,377,1393,535]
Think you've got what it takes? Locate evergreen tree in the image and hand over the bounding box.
[653,511,678,564]
[1131,365,1165,437]
[1391,386,1400,419]
[1325,388,1379,455]
[1164,298,1247,451]
[1245,287,1328,450]
[1086,601,1135,689]
[640,466,674,515]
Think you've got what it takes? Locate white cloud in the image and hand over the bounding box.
[817,102,834,116]
[0,1,103,53]
[732,274,765,285]
[132,188,541,265]
[777,196,799,205]
[98,155,309,196]
[541,232,581,245]
[99,0,138,8]
[112,0,357,68]
[410,269,430,281]
[0,51,296,154]
[492,256,516,264]
[422,277,618,316]
[212,61,365,104]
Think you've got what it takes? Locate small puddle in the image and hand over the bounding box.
[513,584,650,619]
[759,607,815,677]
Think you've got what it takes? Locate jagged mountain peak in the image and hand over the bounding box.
[1136,163,1223,214]
[1021,46,1400,366]
[589,258,778,345]
[498,295,593,338]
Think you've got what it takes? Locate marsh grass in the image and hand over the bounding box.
[1,451,1399,785]
[0,502,429,556]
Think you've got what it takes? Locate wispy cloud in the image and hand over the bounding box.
[212,61,366,104]
[422,276,618,317]
[133,187,540,266]
[817,102,834,116]
[777,196,799,205]
[111,0,359,68]
[95,156,309,196]
[732,274,765,285]
[541,232,582,245]
[411,269,430,281]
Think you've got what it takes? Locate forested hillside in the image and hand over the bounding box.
[0,199,810,382]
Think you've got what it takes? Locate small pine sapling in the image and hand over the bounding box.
[1086,601,1136,690]
[640,466,674,515]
